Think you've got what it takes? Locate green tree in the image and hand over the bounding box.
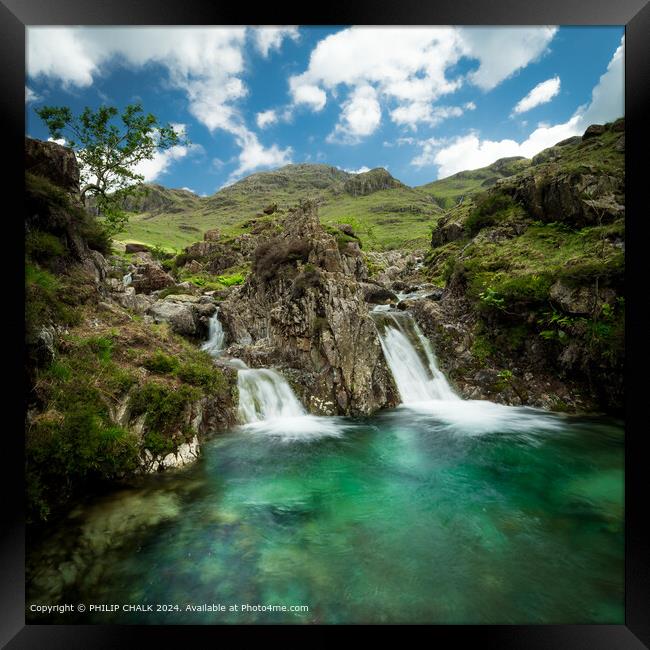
[35,103,186,236]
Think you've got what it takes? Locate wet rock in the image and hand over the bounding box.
[147,296,216,338]
[148,300,198,336]
[431,216,465,246]
[426,288,445,301]
[362,284,398,305]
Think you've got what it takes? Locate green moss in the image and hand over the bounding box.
[465,192,519,235]
[216,271,245,286]
[176,358,228,392]
[142,431,177,457]
[143,350,180,374]
[471,334,497,365]
[25,230,65,263]
[128,382,201,435]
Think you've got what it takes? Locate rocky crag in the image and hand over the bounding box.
[217,202,399,415]
[25,138,239,523]
[24,118,625,522]
[415,119,625,412]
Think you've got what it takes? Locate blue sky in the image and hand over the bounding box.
[26,26,624,195]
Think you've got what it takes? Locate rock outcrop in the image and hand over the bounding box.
[219,202,398,415]
[147,294,216,338]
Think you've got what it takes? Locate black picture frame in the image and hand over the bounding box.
[3,1,648,646]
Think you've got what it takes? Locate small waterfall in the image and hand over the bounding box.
[201,310,226,357]
[123,272,132,287]
[200,311,308,426]
[373,311,459,404]
[237,368,306,424]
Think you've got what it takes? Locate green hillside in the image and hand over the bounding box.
[116,154,579,253]
[117,165,444,252]
[416,156,532,209]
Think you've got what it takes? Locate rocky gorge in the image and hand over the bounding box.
[25,119,625,527]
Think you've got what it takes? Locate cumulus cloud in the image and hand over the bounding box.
[289,26,558,141]
[328,85,381,143]
[512,76,561,115]
[27,27,293,180]
[416,36,624,178]
[226,132,292,184]
[252,27,299,57]
[344,166,371,174]
[290,82,327,111]
[132,143,203,183]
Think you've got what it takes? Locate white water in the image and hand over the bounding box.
[237,368,306,423]
[200,311,328,436]
[373,308,566,435]
[123,272,132,287]
[201,310,227,357]
[374,311,459,403]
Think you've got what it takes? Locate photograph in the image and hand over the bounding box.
[13,15,639,636]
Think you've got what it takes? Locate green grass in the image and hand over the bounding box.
[118,164,444,252]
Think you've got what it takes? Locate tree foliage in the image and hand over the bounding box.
[35,103,185,235]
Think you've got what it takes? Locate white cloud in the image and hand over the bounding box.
[25,86,40,103]
[27,27,292,183]
[344,166,371,174]
[513,76,561,115]
[226,132,292,184]
[289,26,558,143]
[132,143,202,183]
[458,27,558,90]
[291,82,327,111]
[256,109,278,129]
[410,138,445,168]
[327,85,381,143]
[390,103,464,130]
[252,27,299,57]
[580,36,624,126]
[417,36,624,179]
[47,136,66,146]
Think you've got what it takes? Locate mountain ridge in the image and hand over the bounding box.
[115,121,622,251]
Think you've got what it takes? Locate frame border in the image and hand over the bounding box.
[3,1,649,646]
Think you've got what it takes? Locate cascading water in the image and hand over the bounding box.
[373,311,459,403]
[372,307,564,434]
[199,311,340,438]
[123,272,132,287]
[237,368,306,423]
[201,310,227,357]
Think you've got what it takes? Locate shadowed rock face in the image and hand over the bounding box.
[26,137,80,195]
[219,203,398,416]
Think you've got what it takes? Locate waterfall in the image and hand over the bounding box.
[200,311,308,427]
[237,368,306,424]
[123,272,132,287]
[373,311,459,404]
[201,310,227,357]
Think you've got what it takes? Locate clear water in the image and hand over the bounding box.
[27,406,624,625]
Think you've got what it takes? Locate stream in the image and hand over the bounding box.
[26,305,624,624]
